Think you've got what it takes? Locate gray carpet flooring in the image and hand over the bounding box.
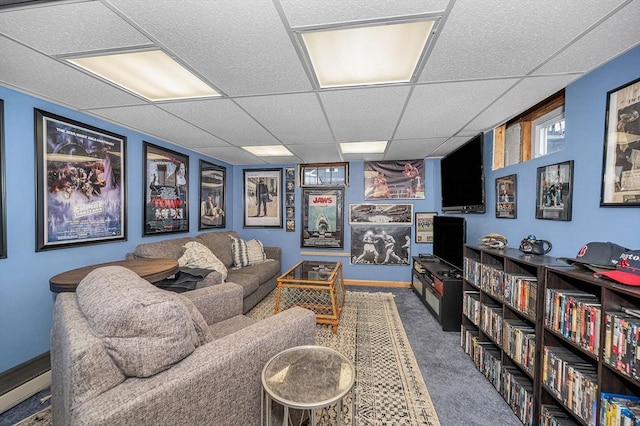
[0,287,521,426]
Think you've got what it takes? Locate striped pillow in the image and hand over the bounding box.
[230,236,267,268]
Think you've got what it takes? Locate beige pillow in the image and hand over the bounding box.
[230,236,267,268]
[179,241,228,280]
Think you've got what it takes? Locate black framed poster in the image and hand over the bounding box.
[35,109,126,251]
[143,142,189,235]
[301,187,344,248]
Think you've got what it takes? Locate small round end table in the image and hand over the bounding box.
[261,345,355,426]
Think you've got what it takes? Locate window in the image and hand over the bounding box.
[532,106,565,158]
[299,162,349,187]
[493,90,565,170]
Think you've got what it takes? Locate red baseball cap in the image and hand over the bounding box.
[594,250,640,286]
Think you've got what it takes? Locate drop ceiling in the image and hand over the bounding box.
[0,0,638,165]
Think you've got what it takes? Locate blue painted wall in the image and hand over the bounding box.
[0,46,638,373]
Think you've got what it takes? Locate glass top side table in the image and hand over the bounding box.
[261,345,355,426]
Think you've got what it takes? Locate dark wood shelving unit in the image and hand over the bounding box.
[461,245,562,426]
[461,245,640,425]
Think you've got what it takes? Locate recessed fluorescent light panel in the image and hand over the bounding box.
[67,50,220,101]
[242,145,293,157]
[340,141,388,154]
[301,20,434,88]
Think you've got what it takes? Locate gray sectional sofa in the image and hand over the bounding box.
[126,230,281,313]
[51,265,315,425]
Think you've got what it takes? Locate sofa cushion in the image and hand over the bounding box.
[134,236,192,259]
[230,236,267,268]
[232,259,279,284]
[76,266,197,378]
[195,231,239,268]
[178,241,228,280]
[224,273,260,297]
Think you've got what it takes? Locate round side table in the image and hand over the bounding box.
[261,345,355,426]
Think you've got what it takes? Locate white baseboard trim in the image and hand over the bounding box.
[0,370,51,414]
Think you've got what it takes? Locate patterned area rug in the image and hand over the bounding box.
[15,291,439,426]
[248,291,441,426]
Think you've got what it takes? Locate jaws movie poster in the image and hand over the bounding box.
[301,188,344,249]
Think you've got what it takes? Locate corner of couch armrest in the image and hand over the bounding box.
[263,246,281,261]
[182,282,243,323]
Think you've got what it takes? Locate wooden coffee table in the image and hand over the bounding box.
[274,260,345,333]
[49,258,179,293]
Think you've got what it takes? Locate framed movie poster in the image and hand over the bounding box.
[415,212,436,243]
[364,160,425,200]
[143,142,189,235]
[351,226,411,265]
[535,160,573,221]
[601,77,640,206]
[301,187,344,248]
[496,174,517,219]
[243,168,282,228]
[0,99,5,258]
[199,160,226,229]
[348,203,413,225]
[35,109,126,251]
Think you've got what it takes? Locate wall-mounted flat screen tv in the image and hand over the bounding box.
[433,215,466,271]
[440,133,485,213]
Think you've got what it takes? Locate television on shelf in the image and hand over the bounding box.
[433,215,466,271]
[440,133,485,213]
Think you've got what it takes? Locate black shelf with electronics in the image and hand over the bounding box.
[461,244,640,426]
[411,255,463,331]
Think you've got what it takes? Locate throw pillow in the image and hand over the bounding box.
[179,241,228,280]
[229,236,267,268]
[76,266,197,378]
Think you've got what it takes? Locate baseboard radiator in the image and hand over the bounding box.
[0,352,51,414]
[345,279,410,288]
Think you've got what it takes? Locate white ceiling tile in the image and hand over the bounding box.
[420,1,628,81]
[197,146,268,166]
[287,144,343,163]
[106,0,312,96]
[464,75,580,133]
[0,36,146,109]
[278,0,449,27]
[342,153,385,162]
[396,79,518,139]
[0,1,151,55]
[430,136,473,157]
[88,104,229,149]
[235,93,334,144]
[535,1,640,75]
[158,99,281,146]
[385,138,448,159]
[320,85,411,142]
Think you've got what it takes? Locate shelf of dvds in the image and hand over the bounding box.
[541,266,640,426]
[461,245,562,426]
[461,244,640,426]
